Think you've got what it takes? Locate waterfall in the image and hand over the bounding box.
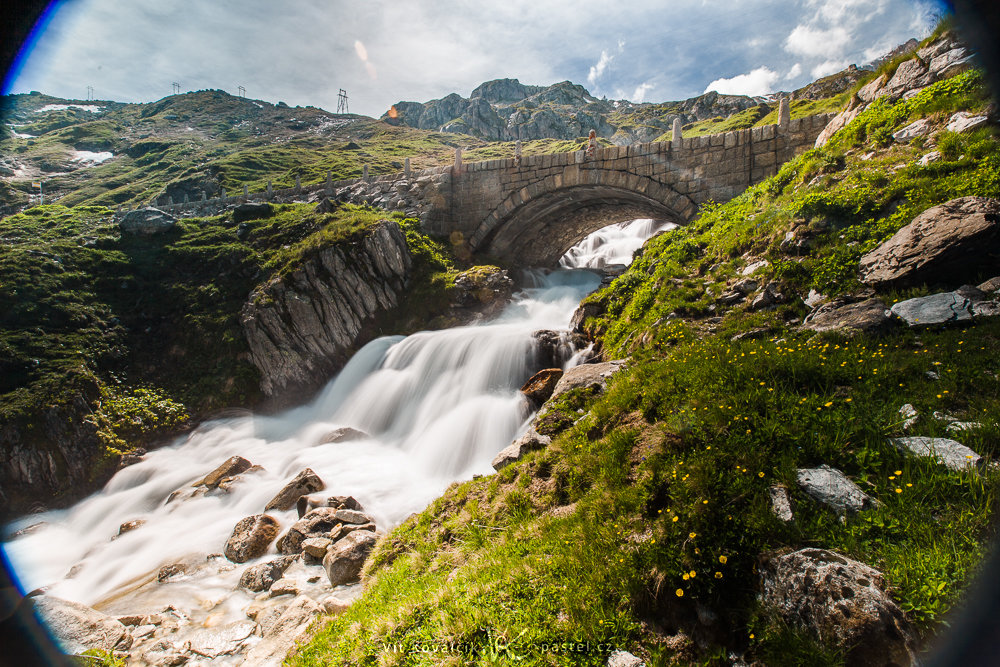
[2,217,668,637]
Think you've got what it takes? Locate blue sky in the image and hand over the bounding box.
[4,0,946,117]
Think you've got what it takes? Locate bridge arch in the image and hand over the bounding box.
[470,173,697,267]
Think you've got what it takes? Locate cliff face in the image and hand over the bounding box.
[240,221,413,405]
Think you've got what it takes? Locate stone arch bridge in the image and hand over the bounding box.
[416,112,835,266]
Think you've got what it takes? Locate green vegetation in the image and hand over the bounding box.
[291,66,1000,665]
[0,202,454,495]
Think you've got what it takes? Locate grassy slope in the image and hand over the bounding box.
[290,69,1000,665]
[0,203,456,480]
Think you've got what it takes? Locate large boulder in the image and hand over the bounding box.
[533,329,589,368]
[492,427,551,471]
[264,468,325,512]
[233,202,274,224]
[859,197,1000,288]
[119,208,176,236]
[759,548,917,667]
[803,297,891,334]
[224,514,281,563]
[549,359,628,402]
[33,595,133,655]
[890,290,977,326]
[323,530,378,586]
[239,555,297,592]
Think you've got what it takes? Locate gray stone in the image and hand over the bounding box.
[892,118,932,142]
[302,536,333,558]
[978,276,1000,294]
[890,291,974,326]
[891,436,981,471]
[318,426,369,444]
[224,514,281,563]
[323,530,378,586]
[278,507,342,554]
[243,595,323,667]
[607,649,645,667]
[898,404,919,430]
[918,150,942,166]
[333,508,373,525]
[803,297,891,334]
[797,465,876,516]
[119,208,176,236]
[946,111,989,134]
[759,548,917,667]
[264,468,325,512]
[769,485,794,522]
[33,595,132,655]
[741,259,769,276]
[859,197,1000,288]
[296,494,363,518]
[549,359,628,402]
[269,577,300,597]
[492,427,551,471]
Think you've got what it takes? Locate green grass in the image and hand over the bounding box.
[290,62,1000,666]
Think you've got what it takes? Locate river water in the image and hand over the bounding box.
[2,217,666,642]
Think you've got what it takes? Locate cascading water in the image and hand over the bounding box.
[1,218,668,658]
[559,218,677,269]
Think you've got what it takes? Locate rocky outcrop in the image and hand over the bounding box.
[759,548,917,667]
[241,220,413,402]
[859,197,1000,288]
[450,265,515,320]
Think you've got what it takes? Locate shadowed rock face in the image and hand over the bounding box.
[859,197,1000,288]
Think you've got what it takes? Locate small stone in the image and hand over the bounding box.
[946,111,989,133]
[899,404,919,430]
[324,531,378,587]
[195,456,253,489]
[333,508,373,525]
[492,427,551,471]
[269,577,300,597]
[296,494,364,518]
[156,563,188,583]
[317,426,370,445]
[769,485,794,522]
[918,150,942,166]
[239,556,295,593]
[607,649,645,667]
[302,537,333,558]
[803,298,891,334]
[117,519,146,537]
[892,118,932,142]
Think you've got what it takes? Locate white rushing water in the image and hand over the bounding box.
[2,218,665,634]
[559,218,677,269]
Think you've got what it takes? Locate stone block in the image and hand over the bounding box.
[710,133,724,146]
[724,132,737,148]
[756,152,777,167]
[788,118,802,133]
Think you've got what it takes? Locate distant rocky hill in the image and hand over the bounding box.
[382,78,770,144]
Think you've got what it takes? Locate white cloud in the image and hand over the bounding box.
[811,59,849,78]
[784,24,851,59]
[631,82,654,102]
[786,63,802,79]
[588,50,614,86]
[704,67,779,96]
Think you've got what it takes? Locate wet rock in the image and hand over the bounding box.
[195,456,253,489]
[187,620,256,659]
[296,494,363,518]
[451,265,514,319]
[33,595,132,655]
[797,465,876,516]
[156,563,188,582]
[324,530,378,586]
[891,436,982,471]
[269,577,300,597]
[302,537,333,558]
[232,202,274,224]
[803,297,891,334]
[569,301,605,335]
[759,548,917,667]
[278,507,342,554]
[859,197,1000,288]
[333,508,374,525]
[119,208,176,236]
[532,329,588,368]
[521,368,563,407]
[264,468,325,512]
[142,639,190,666]
[116,518,146,537]
[492,427,551,471]
[239,555,297,592]
[317,426,369,445]
[224,514,281,563]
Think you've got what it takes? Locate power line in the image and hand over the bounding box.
[336,89,349,114]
